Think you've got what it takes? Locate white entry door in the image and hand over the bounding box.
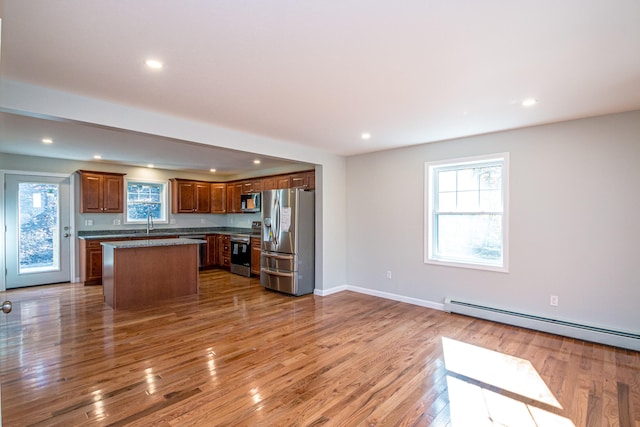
[5,174,71,288]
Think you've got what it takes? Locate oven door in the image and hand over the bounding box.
[230,237,251,277]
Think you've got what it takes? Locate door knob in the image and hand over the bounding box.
[64,233,70,238]
[2,300,12,314]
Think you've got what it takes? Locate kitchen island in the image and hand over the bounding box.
[101,238,205,309]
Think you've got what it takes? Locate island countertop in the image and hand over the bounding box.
[100,237,206,249]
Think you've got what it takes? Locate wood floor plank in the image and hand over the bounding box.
[1,269,639,426]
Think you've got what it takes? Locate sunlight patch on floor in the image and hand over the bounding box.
[443,337,575,427]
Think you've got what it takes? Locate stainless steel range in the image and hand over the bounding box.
[230,234,251,277]
[229,221,262,277]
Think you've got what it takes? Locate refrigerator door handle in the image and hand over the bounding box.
[263,253,294,260]
[273,195,280,246]
[260,268,294,278]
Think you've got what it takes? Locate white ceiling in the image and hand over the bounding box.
[0,112,309,177]
[1,1,639,173]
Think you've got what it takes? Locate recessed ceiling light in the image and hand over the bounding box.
[253,159,261,164]
[42,138,53,144]
[145,59,163,70]
[210,168,217,173]
[361,133,371,140]
[521,98,537,107]
[147,164,154,168]
[93,155,102,159]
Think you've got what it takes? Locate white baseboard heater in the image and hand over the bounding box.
[444,298,640,352]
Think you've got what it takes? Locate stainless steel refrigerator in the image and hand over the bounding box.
[261,188,315,295]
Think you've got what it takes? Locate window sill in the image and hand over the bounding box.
[425,258,508,273]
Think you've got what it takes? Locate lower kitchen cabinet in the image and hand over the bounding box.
[216,234,231,268]
[79,235,177,285]
[79,239,106,285]
[205,235,217,267]
[251,237,261,276]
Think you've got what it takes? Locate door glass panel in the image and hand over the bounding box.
[18,183,60,274]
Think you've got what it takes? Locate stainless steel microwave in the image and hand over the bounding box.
[240,193,261,213]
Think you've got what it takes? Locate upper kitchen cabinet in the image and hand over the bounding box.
[263,175,291,190]
[226,182,244,213]
[257,171,315,192]
[262,177,276,191]
[78,170,126,213]
[242,179,263,194]
[276,175,292,189]
[170,179,211,213]
[210,183,227,214]
[290,171,315,189]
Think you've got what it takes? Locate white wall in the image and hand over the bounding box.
[346,110,640,333]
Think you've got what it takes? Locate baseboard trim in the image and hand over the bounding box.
[316,285,444,311]
[314,285,348,296]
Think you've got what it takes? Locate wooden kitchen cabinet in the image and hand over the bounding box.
[217,170,316,213]
[226,183,244,213]
[204,234,230,268]
[306,171,315,190]
[217,234,231,268]
[205,235,217,267]
[257,174,291,190]
[290,171,315,189]
[78,170,125,213]
[170,179,211,213]
[210,183,227,213]
[251,237,261,276]
[262,177,276,191]
[242,179,262,194]
[276,175,292,189]
[79,235,178,285]
[79,239,105,285]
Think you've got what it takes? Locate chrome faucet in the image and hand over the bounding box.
[146,210,154,235]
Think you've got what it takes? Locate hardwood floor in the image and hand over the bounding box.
[1,270,638,426]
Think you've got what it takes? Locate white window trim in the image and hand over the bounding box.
[124,178,169,224]
[424,153,509,273]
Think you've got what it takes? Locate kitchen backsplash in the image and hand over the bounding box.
[77,212,261,231]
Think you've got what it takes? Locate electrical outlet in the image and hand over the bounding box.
[386,270,392,279]
[550,295,559,306]
[170,218,176,224]
[85,219,93,226]
[113,219,121,226]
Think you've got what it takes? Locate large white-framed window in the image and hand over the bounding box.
[125,178,168,224]
[425,153,509,272]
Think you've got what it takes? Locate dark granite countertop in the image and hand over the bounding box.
[78,227,252,240]
[100,238,207,249]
